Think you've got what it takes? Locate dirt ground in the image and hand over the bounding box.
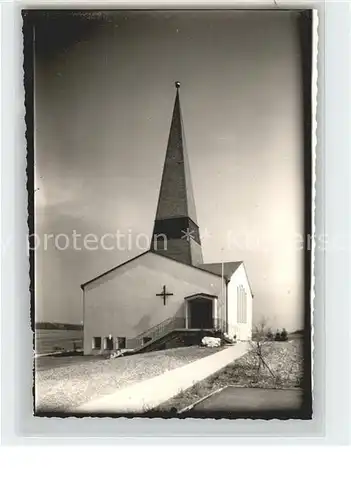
[35,346,223,413]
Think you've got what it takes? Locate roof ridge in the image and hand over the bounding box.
[81,250,230,289]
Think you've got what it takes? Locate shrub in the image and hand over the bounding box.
[280,329,288,342]
[274,332,281,342]
[202,336,221,348]
[223,332,236,344]
[266,329,274,341]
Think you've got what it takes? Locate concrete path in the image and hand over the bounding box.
[75,342,249,414]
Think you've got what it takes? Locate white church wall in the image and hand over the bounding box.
[83,252,226,354]
[227,263,253,341]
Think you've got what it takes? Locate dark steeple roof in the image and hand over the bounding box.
[154,82,198,223]
[152,83,203,267]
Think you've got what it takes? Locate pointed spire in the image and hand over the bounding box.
[152,84,203,267]
[155,83,198,223]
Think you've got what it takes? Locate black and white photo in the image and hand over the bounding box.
[25,9,314,419]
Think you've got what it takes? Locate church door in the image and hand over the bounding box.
[189,298,213,329]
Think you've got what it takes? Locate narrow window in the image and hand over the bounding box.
[92,337,101,349]
[237,285,247,324]
[243,289,247,323]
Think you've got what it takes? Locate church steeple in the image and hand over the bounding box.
[152,82,204,267]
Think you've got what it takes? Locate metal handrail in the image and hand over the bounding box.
[133,315,186,350]
[135,315,178,339]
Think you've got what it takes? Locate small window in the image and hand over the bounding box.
[92,337,101,349]
[117,337,126,349]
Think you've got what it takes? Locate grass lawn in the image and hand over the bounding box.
[157,338,303,413]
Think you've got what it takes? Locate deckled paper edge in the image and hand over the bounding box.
[311,9,318,398]
[28,8,319,426]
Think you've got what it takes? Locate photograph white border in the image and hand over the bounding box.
[1,0,350,445]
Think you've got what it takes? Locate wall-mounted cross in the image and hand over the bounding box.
[156,285,174,306]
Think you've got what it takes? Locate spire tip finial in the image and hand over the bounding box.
[175,81,181,89]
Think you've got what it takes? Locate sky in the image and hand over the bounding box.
[34,10,305,331]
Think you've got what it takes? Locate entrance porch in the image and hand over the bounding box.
[184,293,218,330]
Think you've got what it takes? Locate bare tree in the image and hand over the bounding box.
[250,317,276,382]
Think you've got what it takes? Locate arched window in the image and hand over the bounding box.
[237,285,247,324]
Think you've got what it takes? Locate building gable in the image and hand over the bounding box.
[82,251,226,349]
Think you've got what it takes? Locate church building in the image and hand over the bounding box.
[82,82,253,354]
